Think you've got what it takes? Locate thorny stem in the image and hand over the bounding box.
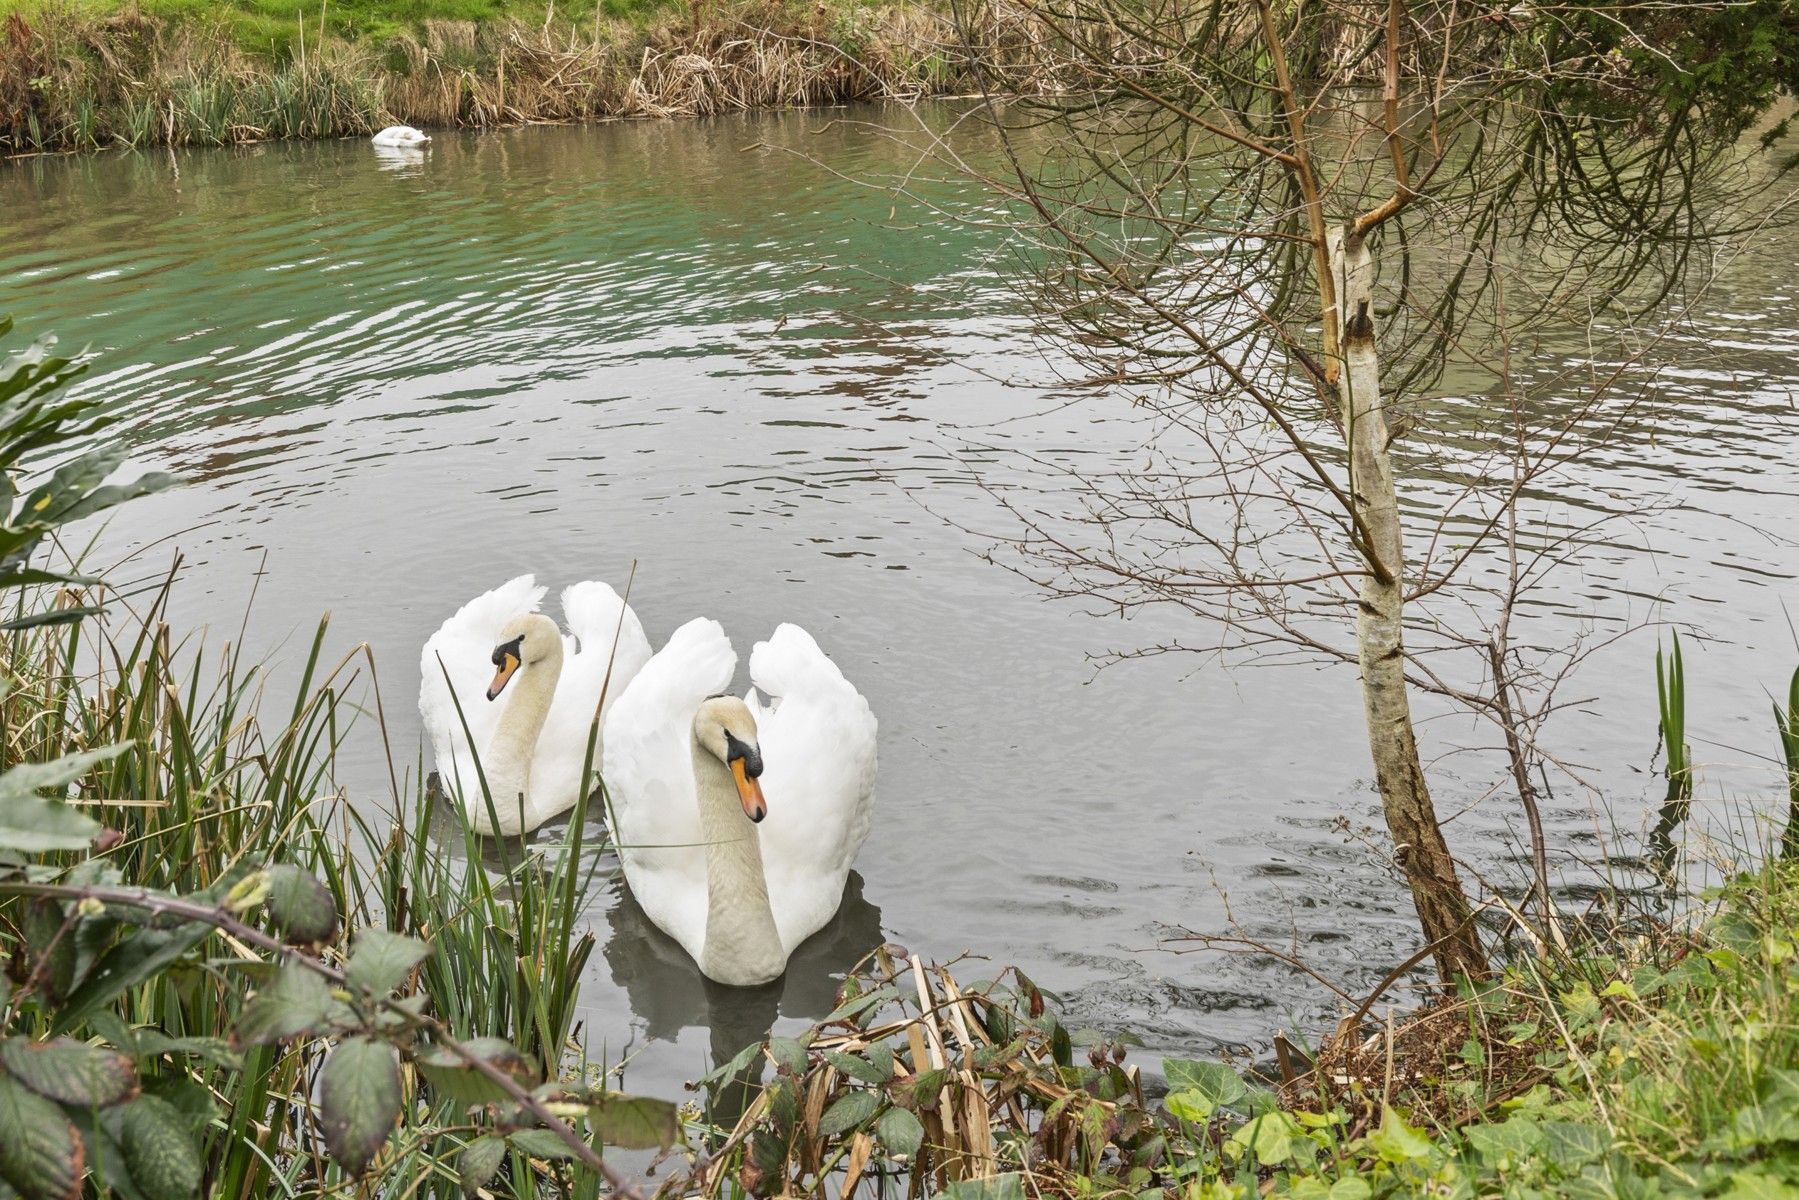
[0,880,646,1200]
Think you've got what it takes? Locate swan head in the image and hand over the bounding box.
[487,613,559,700]
[693,695,765,823]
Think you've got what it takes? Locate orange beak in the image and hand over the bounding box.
[487,653,519,701]
[731,757,767,823]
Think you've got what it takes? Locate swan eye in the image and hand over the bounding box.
[722,729,763,779]
[491,635,524,666]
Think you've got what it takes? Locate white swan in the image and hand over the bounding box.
[602,618,877,986]
[371,125,431,147]
[420,574,652,836]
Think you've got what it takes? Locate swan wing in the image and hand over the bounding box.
[749,624,878,955]
[525,582,655,820]
[419,574,546,800]
[602,617,737,964]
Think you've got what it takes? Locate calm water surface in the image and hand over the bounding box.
[3,106,1797,1096]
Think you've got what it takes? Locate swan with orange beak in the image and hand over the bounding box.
[602,617,877,988]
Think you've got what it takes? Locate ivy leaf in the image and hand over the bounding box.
[264,866,337,945]
[1163,1059,1247,1110]
[874,1105,924,1158]
[232,964,332,1048]
[319,1038,401,1176]
[0,1075,85,1200]
[120,1094,201,1200]
[345,930,431,996]
[459,1134,507,1195]
[1541,1121,1611,1170]
[589,1093,679,1151]
[415,1038,539,1106]
[1366,1107,1435,1164]
[818,1090,882,1137]
[0,1036,139,1107]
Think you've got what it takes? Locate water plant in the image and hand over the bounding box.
[1777,665,1799,859]
[1651,631,1694,867]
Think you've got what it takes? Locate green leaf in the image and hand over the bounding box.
[120,1095,201,1200]
[233,963,331,1048]
[1226,1110,1302,1166]
[1366,1108,1435,1164]
[1465,1117,1545,1164]
[0,745,132,799]
[415,1038,539,1106]
[875,1106,925,1158]
[767,1036,810,1075]
[818,1090,882,1136]
[1328,1179,1372,1200]
[589,1093,679,1151]
[0,1075,85,1200]
[131,1032,239,1070]
[459,1135,507,1195]
[825,1049,893,1085]
[345,929,431,996]
[0,1037,138,1107]
[1163,1059,1247,1109]
[0,795,101,853]
[263,866,337,945]
[52,923,212,1034]
[937,1174,1024,1200]
[1165,1088,1215,1124]
[507,1129,582,1161]
[319,1038,401,1176]
[1541,1122,1611,1170]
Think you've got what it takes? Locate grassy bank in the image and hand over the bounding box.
[0,0,1056,154]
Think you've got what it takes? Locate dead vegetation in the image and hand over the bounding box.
[665,948,1169,1200]
[0,0,1069,153]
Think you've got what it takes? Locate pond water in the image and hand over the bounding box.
[3,104,1797,1099]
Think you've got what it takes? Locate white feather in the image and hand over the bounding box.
[420,575,650,833]
[603,619,877,975]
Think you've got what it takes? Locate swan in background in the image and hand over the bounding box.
[371,125,431,147]
[420,574,652,836]
[602,619,877,986]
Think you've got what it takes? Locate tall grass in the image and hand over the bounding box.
[1,565,614,1198]
[1777,664,1799,858]
[0,0,1070,153]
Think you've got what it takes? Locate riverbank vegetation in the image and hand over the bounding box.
[0,0,1059,153]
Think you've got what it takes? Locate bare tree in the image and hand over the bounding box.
[941,0,1795,981]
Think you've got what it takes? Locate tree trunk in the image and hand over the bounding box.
[1328,225,1488,983]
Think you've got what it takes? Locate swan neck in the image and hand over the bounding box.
[481,642,563,829]
[693,740,784,986]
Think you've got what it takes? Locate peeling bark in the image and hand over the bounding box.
[1328,224,1487,983]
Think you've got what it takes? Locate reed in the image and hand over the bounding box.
[0,0,1070,154]
[1776,664,1799,858]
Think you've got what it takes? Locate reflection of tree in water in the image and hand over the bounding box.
[603,870,884,1130]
